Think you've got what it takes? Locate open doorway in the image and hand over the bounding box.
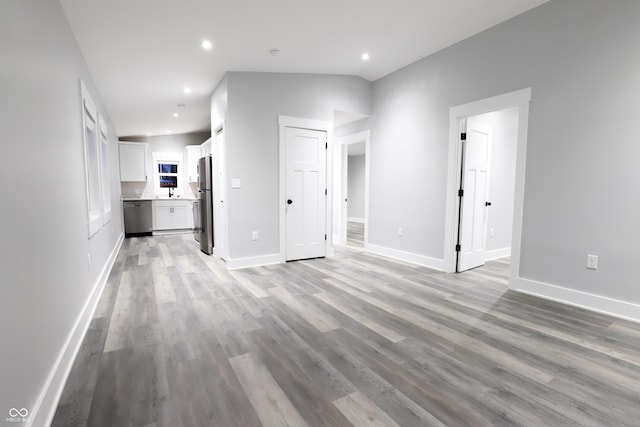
[336,130,370,249]
[443,88,531,278]
[456,108,519,272]
[346,141,366,247]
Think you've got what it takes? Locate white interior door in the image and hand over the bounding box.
[285,127,327,261]
[215,128,229,261]
[458,119,492,272]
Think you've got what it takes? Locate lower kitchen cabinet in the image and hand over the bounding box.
[153,200,193,231]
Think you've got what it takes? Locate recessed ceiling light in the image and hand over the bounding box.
[361,52,370,61]
[201,39,212,50]
[183,87,191,94]
[173,113,179,117]
[166,130,172,134]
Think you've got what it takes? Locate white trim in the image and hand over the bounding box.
[152,229,193,236]
[443,88,531,276]
[81,80,103,238]
[98,114,112,226]
[513,277,640,323]
[337,129,371,247]
[226,253,281,270]
[485,247,511,261]
[29,232,124,427]
[278,115,333,263]
[347,217,365,223]
[367,243,444,271]
[213,126,229,261]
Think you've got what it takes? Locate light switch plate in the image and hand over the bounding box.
[586,254,598,270]
[231,178,241,189]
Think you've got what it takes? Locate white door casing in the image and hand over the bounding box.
[443,88,531,280]
[214,127,229,261]
[458,119,492,272]
[336,130,371,246]
[285,127,327,261]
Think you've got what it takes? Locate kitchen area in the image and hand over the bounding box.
[119,131,215,254]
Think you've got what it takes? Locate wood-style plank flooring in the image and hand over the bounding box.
[53,234,640,426]
[347,221,364,247]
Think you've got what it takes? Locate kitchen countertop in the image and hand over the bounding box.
[122,196,197,201]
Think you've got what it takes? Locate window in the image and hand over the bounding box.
[98,115,112,225]
[81,81,103,237]
[159,162,179,188]
[152,152,183,196]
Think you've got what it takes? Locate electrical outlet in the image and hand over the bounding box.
[87,253,91,268]
[397,227,403,237]
[586,254,598,270]
[252,231,259,241]
[490,227,495,237]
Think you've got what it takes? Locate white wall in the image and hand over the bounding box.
[347,154,366,220]
[369,0,640,308]
[219,72,371,260]
[0,0,123,423]
[469,108,518,256]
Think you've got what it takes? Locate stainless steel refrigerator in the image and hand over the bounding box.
[197,156,214,254]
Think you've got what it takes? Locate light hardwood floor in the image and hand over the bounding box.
[53,234,640,426]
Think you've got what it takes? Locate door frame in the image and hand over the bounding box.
[212,124,229,261]
[443,88,531,280]
[278,115,333,263]
[336,130,371,246]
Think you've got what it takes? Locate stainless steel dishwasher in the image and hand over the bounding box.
[123,200,153,236]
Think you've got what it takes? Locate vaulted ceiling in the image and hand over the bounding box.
[60,0,549,137]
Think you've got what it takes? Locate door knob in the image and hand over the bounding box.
[485,201,492,206]
[287,199,293,205]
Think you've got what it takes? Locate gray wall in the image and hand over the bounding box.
[347,155,366,220]
[470,108,518,255]
[220,72,371,259]
[0,0,122,420]
[369,0,640,303]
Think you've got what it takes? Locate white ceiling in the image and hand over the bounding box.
[60,0,549,137]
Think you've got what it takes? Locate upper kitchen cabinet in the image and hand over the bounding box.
[186,145,202,183]
[119,141,148,182]
[201,138,212,157]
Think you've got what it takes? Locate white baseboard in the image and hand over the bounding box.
[153,229,193,236]
[512,276,640,323]
[347,217,365,224]
[226,253,282,270]
[486,247,511,261]
[366,243,444,271]
[29,232,124,427]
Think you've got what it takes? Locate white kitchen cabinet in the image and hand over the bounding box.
[153,200,193,231]
[186,145,202,183]
[119,142,148,182]
[201,137,212,157]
